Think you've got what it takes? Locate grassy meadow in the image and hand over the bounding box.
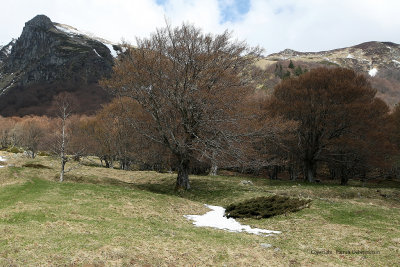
[0,151,399,266]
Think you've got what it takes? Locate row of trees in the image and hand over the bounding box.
[100,23,397,189]
[1,23,398,190]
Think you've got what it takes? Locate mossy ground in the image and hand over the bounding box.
[0,151,399,266]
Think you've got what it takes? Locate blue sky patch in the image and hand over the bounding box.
[155,0,251,23]
[219,0,250,23]
[156,0,168,6]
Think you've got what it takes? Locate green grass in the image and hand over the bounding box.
[0,152,399,266]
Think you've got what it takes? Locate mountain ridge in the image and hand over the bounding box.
[258,41,400,106]
[0,15,399,116]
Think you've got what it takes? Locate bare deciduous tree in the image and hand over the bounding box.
[102,23,262,189]
[50,93,79,182]
[19,117,47,158]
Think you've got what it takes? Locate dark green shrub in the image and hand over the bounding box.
[225,195,311,219]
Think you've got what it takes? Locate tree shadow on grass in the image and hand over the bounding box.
[134,177,259,204]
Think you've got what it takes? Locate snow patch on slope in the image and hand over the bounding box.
[346,54,354,59]
[55,24,84,36]
[184,204,281,236]
[104,43,118,58]
[55,23,119,58]
[0,39,16,57]
[368,68,378,77]
[93,49,101,57]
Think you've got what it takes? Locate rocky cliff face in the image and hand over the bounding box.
[0,15,120,116]
[258,42,400,106]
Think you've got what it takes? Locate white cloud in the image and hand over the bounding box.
[0,0,399,54]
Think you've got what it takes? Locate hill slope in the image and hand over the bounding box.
[0,151,399,266]
[260,41,400,106]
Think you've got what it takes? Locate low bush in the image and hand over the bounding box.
[225,195,311,219]
[22,163,52,169]
[6,146,23,153]
[37,151,51,156]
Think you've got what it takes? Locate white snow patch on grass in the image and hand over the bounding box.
[184,204,281,236]
[346,54,354,59]
[393,60,400,65]
[368,68,378,77]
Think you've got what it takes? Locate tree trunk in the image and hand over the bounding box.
[304,160,316,182]
[209,151,218,176]
[268,166,279,180]
[110,156,114,169]
[60,158,66,182]
[176,159,190,190]
[361,171,366,187]
[340,167,348,186]
[59,113,66,183]
[340,175,349,185]
[120,158,130,170]
[209,161,218,176]
[288,164,298,180]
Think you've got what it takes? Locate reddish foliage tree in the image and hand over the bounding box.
[268,67,392,183]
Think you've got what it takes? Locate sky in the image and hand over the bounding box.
[1,0,400,54]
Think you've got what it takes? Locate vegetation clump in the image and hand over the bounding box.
[225,195,311,219]
[6,146,23,154]
[22,163,51,169]
[37,151,51,156]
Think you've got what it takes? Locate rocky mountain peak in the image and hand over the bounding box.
[0,14,118,116]
[24,14,54,30]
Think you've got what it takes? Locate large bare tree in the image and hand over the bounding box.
[102,23,262,189]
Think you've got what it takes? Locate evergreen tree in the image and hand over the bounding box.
[294,65,303,76]
[283,70,291,79]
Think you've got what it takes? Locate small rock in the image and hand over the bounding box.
[240,180,254,185]
[274,247,280,252]
[261,243,272,249]
[8,164,14,167]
